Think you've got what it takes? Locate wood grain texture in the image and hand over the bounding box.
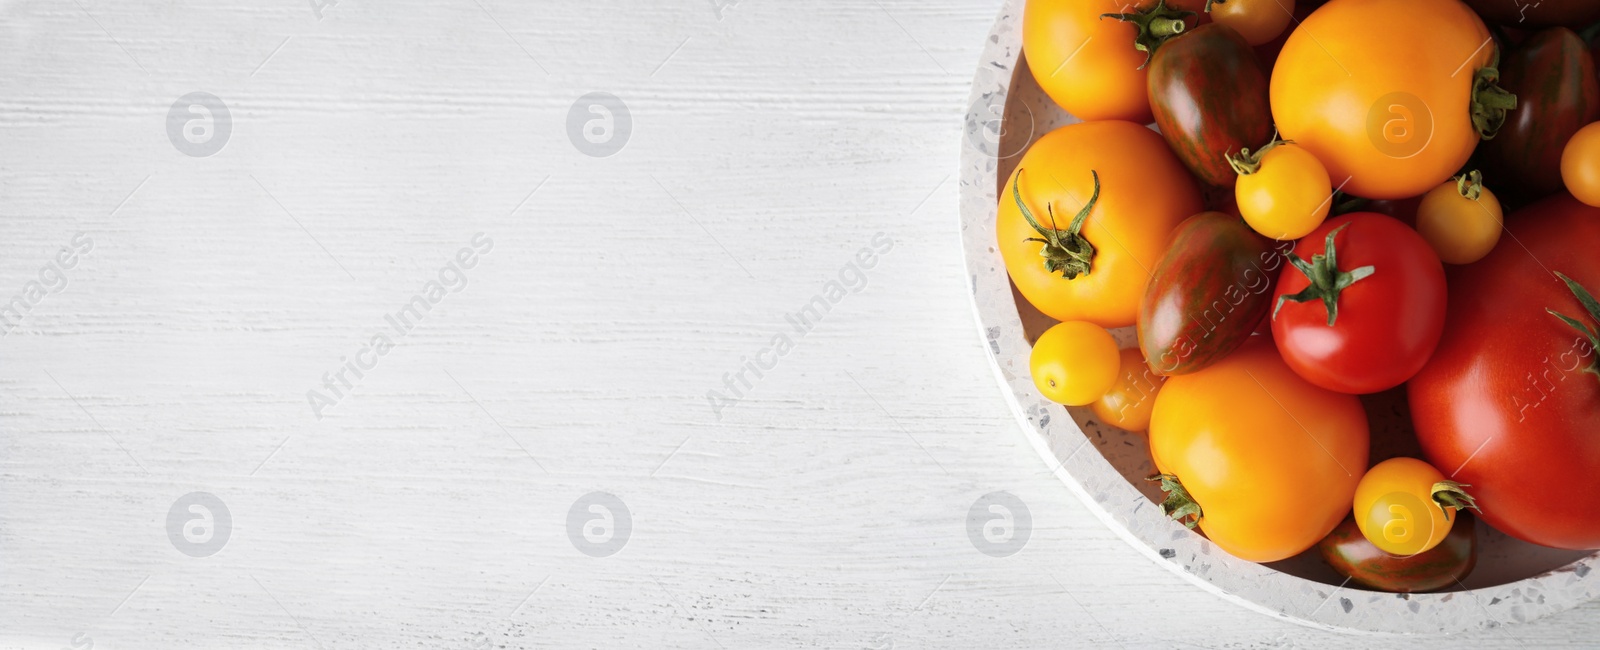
[0,0,1595,647]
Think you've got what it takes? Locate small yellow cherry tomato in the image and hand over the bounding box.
[1230,140,1333,240]
[1354,457,1480,556]
[1210,0,1295,46]
[1562,122,1600,207]
[1416,170,1502,265]
[1030,321,1120,406]
[1092,347,1166,432]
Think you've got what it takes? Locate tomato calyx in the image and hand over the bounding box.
[1546,271,1600,380]
[1202,0,1223,11]
[1273,223,1375,326]
[1148,473,1202,529]
[1430,480,1482,521]
[1224,138,1291,177]
[1470,50,1518,141]
[1011,169,1100,280]
[1102,0,1195,69]
[1454,170,1485,201]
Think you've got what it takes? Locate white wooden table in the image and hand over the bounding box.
[2,1,1595,647]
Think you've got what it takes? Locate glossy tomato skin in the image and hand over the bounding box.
[1352,457,1461,556]
[1023,0,1206,123]
[1481,28,1600,204]
[1410,195,1600,550]
[1210,0,1294,46]
[1149,339,1369,563]
[1415,179,1502,265]
[1138,211,1281,375]
[1271,0,1495,199]
[1565,122,1600,207]
[1235,142,1333,240]
[1272,213,1447,394]
[1318,514,1477,593]
[1030,321,1120,406]
[998,121,1204,327]
[1148,23,1273,187]
[1464,0,1600,29]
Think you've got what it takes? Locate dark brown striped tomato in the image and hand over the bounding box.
[1464,0,1600,29]
[1148,23,1273,188]
[1137,211,1280,376]
[1481,27,1600,204]
[1318,514,1477,593]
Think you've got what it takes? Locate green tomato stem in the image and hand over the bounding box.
[1454,170,1484,201]
[1272,223,1376,327]
[1471,53,1518,140]
[1148,473,1202,529]
[1102,0,1197,69]
[1547,271,1600,380]
[1011,169,1100,280]
[1225,138,1293,177]
[1431,480,1481,522]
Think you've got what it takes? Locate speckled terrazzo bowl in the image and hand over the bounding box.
[958,0,1600,634]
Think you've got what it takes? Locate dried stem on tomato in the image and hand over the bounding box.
[1273,223,1375,326]
[1471,49,1518,140]
[1103,0,1196,69]
[1455,169,1485,201]
[1547,271,1600,379]
[1225,138,1292,177]
[1431,480,1481,522]
[1149,473,1202,529]
[1011,169,1100,280]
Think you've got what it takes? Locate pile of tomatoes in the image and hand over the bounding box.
[1008,0,1600,592]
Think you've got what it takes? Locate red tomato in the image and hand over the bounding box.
[1410,194,1600,550]
[1270,212,1447,394]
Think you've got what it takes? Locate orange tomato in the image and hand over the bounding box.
[1092,347,1166,432]
[1232,140,1333,240]
[1415,171,1502,265]
[1030,321,1121,406]
[1270,0,1510,199]
[1353,457,1479,557]
[1211,0,1295,46]
[1023,0,1205,123]
[1562,121,1600,206]
[998,121,1204,327]
[1148,339,1369,562]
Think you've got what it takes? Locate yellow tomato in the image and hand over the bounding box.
[999,121,1204,327]
[1030,321,1120,406]
[1415,171,1502,265]
[1353,457,1479,556]
[1231,141,1332,240]
[1023,0,1206,123]
[1563,122,1600,207]
[1270,0,1509,199]
[1092,347,1166,432]
[1149,339,1368,562]
[1211,0,1295,46]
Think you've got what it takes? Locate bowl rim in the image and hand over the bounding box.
[957,0,1600,634]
